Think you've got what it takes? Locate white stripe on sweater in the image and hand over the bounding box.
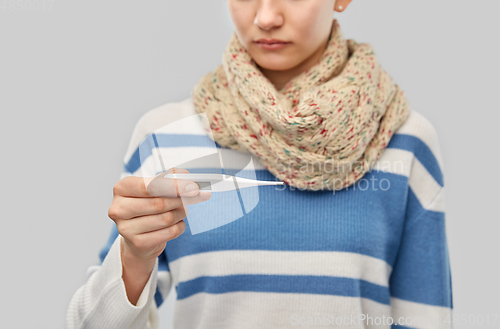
[409,157,444,212]
[394,110,444,171]
[390,297,453,329]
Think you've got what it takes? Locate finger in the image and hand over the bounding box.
[146,171,202,198]
[135,220,187,248]
[115,167,191,198]
[112,191,211,219]
[119,206,188,236]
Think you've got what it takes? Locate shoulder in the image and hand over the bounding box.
[133,97,197,137]
[391,109,445,213]
[391,109,444,172]
[122,97,200,170]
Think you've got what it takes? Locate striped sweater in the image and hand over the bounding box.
[67,97,453,329]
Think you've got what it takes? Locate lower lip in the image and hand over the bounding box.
[255,42,290,50]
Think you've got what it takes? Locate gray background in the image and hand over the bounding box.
[1,0,499,328]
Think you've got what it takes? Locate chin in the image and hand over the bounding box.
[247,44,294,70]
[252,54,297,72]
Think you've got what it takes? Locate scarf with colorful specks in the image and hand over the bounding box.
[191,19,409,191]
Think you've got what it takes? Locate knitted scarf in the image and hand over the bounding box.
[191,19,409,191]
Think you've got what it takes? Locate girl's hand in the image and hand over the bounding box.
[108,167,211,263]
[107,167,211,305]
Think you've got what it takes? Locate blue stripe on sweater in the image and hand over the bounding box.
[124,134,221,174]
[99,224,119,264]
[176,275,390,305]
[154,286,164,308]
[405,187,427,222]
[389,196,451,307]
[387,134,443,186]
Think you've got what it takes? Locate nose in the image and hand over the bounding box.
[254,0,283,31]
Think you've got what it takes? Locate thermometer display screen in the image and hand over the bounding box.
[196,181,212,190]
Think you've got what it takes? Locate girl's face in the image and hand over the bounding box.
[226,0,339,74]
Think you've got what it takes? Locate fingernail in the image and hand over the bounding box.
[184,183,199,195]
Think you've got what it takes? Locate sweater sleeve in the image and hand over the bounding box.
[66,230,160,329]
[388,118,453,328]
[66,105,179,329]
